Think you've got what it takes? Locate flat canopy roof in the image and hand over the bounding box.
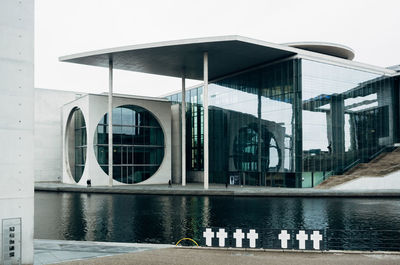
[60,35,395,80]
[59,36,298,81]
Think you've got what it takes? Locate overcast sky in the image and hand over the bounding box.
[35,0,400,97]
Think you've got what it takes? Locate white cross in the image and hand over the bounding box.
[247,229,258,248]
[233,229,245,248]
[203,228,214,247]
[216,228,228,247]
[278,230,291,249]
[310,230,323,250]
[296,230,308,250]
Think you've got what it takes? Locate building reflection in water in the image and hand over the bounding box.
[60,193,87,240]
[35,192,400,243]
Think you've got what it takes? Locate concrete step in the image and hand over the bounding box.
[316,147,400,189]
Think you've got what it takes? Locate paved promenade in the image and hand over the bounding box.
[35,182,400,197]
[37,243,400,265]
[34,240,170,265]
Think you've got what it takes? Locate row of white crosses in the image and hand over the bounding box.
[203,228,259,248]
[203,228,323,250]
[278,230,323,250]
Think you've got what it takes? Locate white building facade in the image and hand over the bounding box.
[62,94,171,186]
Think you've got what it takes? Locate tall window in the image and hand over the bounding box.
[67,108,86,183]
[94,105,165,184]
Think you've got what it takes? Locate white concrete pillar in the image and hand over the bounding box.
[0,0,34,263]
[181,77,186,186]
[203,52,209,190]
[108,58,113,187]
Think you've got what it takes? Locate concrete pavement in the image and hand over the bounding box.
[53,247,400,265]
[34,240,171,265]
[35,182,400,197]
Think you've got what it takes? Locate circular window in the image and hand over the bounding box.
[66,108,87,183]
[94,105,165,184]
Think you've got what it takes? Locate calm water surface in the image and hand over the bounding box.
[34,192,400,244]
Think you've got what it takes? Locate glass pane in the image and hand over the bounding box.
[97,146,108,165]
[122,107,133,126]
[112,107,122,125]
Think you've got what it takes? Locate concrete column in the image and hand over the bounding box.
[204,52,209,190]
[108,58,113,186]
[181,77,186,186]
[257,89,262,185]
[0,0,34,263]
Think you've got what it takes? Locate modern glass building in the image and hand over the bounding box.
[60,36,400,188]
[167,58,399,187]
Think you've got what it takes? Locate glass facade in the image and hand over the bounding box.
[209,59,301,186]
[168,59,301,187]
[167,58,397,188]
[94,105,164,184]
[301,59,394,187]
[70,108,86,183]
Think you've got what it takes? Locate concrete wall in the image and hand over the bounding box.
[62,94,172,186]
[0,0,34,264]
[34,88,83,182]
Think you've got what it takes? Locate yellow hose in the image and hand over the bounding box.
[175,238,199,246]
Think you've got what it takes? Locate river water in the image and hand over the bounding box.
[34,192,400,249]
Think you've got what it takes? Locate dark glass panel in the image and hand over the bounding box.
[121,126,133,145]
[97,146,108,165]
[113,166,121,182]
[134,147,145,165]
[97,125,108,144]
[127,166,133,184]
[113,146,122,165]
[113,126,122,144]
[128,146,133,164]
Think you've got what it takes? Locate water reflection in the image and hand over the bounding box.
[35,192,400,244]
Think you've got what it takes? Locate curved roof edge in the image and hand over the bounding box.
[284,42,355,60]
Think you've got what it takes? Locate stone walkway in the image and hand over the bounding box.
[34,240,171,265]
[40,245,400,265]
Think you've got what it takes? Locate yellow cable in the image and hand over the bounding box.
[175,238,199,246]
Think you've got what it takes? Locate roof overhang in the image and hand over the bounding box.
[59,36,298,80]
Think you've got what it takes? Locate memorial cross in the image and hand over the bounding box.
[233,229,245,248]
[216,228,228,247]
[310,230,322,250]
[247,229,258,248]
[203,228,214,247]
[278,230,291,249]
[296,230,308,250]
